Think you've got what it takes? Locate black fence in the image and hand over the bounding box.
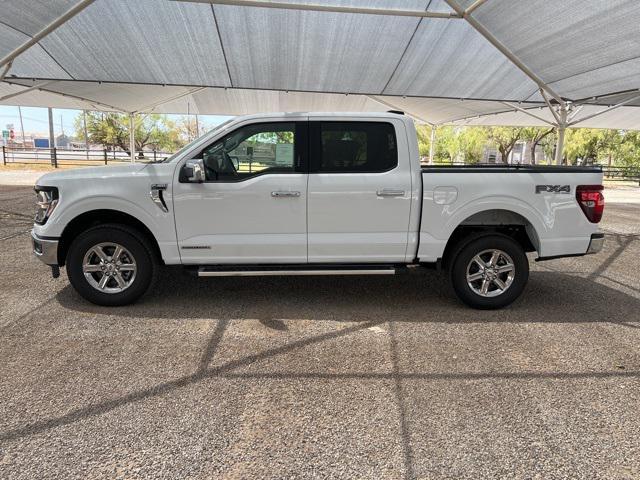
[1,146,172,167]
[601,166,640,184]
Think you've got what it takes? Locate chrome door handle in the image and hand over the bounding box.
[271,191,301,197]
[376,189,405,197]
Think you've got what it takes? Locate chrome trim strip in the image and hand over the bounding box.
[198,269,396,277]
[150,183,169,212]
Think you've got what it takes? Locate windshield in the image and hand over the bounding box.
[152,118,236,163]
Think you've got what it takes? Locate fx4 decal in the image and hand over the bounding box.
[536,185,571,194]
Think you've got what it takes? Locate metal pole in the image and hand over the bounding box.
[129,113,135,162]
[17,106,26,147]
[554,106,568,165]
[183,0,461,18]
[195,113,200,138]
[428,125,436,164]
[83,110,89,160]
[0,61,12,81]
[48,107,55,166]
[445,0,565,106]
[0,0,96,70]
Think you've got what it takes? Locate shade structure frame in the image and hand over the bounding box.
[0,0,638,134]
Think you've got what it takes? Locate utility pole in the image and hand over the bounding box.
[195,113,200,138]
[129,113,135,163]
[48,107,56,167]
[17,106,26,147]
[83,110,89,159]
[428,125,436,164]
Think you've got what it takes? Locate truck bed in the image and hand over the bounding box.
[417,165,604,263]
[421,164,602,173]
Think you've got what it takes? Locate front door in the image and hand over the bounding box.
[307,119,412,263]
[173,120,308,264]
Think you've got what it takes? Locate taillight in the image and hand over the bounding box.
[576,185,604,223]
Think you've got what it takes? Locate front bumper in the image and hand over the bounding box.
[31,230,59,266]
[586,233,605,255]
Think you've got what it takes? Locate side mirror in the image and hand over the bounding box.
[180,158,206,183]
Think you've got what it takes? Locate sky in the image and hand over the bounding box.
[0,105,231,138]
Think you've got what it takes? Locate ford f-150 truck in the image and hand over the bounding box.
[31,112,605,309]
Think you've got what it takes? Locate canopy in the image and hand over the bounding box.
[1,0,640,160]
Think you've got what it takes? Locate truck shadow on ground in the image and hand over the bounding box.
[56,267,640,328]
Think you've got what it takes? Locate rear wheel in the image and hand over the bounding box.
[449,234,529,309]
[67,224,156,306]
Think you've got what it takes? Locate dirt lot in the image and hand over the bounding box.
[1,184,639,479]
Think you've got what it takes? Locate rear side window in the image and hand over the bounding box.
[310,122,398,173]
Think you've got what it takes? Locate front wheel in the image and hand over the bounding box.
[449,234,529,309]
[66,224,156,306]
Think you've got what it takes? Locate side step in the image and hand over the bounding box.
[196,264,397,277]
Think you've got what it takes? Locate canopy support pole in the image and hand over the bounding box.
[554,106,567,165]
[3,79,126,112]
[445,0,565,106]
[0,81,55,103]
[129,113,135,163]
[464,0,488,15]
[185,1,461,18]
[500,101,556,126]
[135,86,206,113]
[428,125,436,164]
[0,61,13,81]
[0,0,95,70]
[366,95,435,126]
[568,90,640,126]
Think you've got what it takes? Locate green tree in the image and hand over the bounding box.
[74,112,182,156]
[486,127,524,163]
[614,131,640,168]
[522,127,554,164]
[458,127,488,164]
[416,124,433,158]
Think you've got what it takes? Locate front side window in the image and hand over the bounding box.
[199,122,297,181]
[311,122,398,173]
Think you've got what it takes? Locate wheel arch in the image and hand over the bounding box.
[440,209,539,269]
[57,209,163,266]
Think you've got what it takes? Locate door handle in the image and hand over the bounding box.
[271,191,301,197]
[376,189,405,197]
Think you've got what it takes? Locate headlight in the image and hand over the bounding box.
[34,186,59,225]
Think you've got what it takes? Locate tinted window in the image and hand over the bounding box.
[311,122,397,173]
[199,122,297,181]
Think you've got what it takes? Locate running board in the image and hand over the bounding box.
[197,265,397,277]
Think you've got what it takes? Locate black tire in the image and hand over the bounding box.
[449,234,529,310]
[66,224,157,306]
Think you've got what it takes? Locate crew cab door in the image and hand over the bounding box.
[307,119,412,263]
[172,120,308,264]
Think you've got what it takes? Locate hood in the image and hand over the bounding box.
[36,163,150,186]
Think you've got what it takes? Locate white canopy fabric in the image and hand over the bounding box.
[0,0,639,130]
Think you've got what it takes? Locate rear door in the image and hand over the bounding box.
[307,118,412,263]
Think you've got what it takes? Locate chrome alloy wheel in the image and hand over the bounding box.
[82,242,137,294]
[466,249,515,298]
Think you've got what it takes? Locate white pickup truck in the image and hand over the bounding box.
[32,112,605,309]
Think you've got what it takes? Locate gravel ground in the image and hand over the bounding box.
[1,184,639,479]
